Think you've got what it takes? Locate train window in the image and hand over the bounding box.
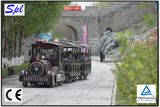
[33,48,58,60]
[49,48,58,59]
[68,48,72,51]
[63,48,67,52]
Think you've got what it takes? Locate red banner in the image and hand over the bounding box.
[81,24,88,53]
[81,24,88,44]
[64,6,81,11]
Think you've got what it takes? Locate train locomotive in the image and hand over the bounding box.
[19,40,91,87]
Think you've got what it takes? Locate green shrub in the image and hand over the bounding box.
[2,62,29,78]
[115,31,157,105]
[143,14,157,28]
[13,62,29,75]
[2,68,8,78]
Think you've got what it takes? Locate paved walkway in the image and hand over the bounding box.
[91,56,118,63]
[2,60,116,105]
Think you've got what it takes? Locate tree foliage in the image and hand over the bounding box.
[2,1,69,59]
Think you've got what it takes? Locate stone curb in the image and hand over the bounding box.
[111,78,117,105]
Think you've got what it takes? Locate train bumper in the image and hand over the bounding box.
[19,74,53,83]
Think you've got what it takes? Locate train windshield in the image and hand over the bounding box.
[33,47,58,60]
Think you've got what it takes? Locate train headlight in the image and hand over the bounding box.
[21,70,25,74]
[47,71,51,75]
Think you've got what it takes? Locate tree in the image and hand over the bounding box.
[2,1,69,59]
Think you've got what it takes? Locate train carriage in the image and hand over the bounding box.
[19,40,91,87]
[62,42,91,81]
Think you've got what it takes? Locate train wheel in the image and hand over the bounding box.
[79,75,82,80]
[49,76,56,88]
[43,83,47,86]
[80,72,85,80]
[84,74,88,79]
[33,82,38,85]
[72,76,76,82]
[58,81,63,86]
[65,74,71,82]
[30,82,33,85]
[22,81,28,87]
[49,82,54,88]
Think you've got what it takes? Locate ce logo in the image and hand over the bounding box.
[5,88,22,102]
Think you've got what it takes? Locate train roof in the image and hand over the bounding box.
[31,40,91,48]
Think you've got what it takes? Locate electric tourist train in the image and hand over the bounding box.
[19,40,91,88]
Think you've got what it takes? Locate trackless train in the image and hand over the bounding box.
[19,40,91,87]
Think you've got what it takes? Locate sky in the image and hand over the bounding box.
[70,2,95,10]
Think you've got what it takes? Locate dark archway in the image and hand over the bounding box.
[54,24,78,41]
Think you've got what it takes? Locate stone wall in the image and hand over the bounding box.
[98,2,157,35]
[2,56,25,67]
[57,6,99,42]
